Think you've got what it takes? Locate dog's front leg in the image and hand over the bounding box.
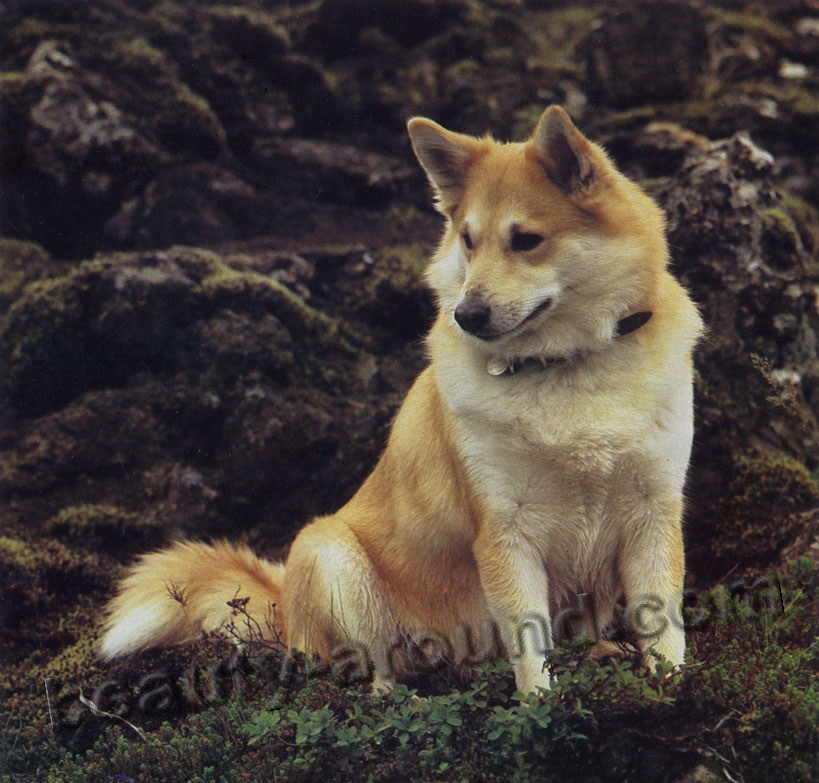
[474,529,553,695]
[619,498,686,670]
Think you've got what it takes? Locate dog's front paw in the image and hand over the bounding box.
[514,656,551,696]
[370,674,397,695]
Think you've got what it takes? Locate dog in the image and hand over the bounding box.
[100,106,703,695]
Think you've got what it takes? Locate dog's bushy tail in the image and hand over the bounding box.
[99,540,286,660]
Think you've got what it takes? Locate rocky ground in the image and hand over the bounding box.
[0,1,817,781]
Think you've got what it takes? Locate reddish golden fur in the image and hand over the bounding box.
[101,107,702,695]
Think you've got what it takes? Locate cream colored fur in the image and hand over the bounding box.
[100,107,703,696]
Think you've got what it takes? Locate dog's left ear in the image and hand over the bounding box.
[407,117,481,213]
[533,106,599,195]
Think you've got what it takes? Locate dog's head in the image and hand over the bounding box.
[408,107,668,363]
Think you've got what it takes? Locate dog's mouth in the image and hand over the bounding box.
[520,297,554,328]
[473,297,553,342]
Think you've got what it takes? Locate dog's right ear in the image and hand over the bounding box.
[407,118,480,213]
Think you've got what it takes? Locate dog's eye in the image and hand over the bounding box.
[462,231,473,251]
[510,232,544,252]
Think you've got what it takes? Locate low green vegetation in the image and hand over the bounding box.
[2,560,814,783]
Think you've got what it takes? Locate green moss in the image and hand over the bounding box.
[366,243,428,293]
[0,260,104,413]
[46,504,164,550]
[527,6,601,72]
[712,9,794,46]
[40,624,103,687]
[541,5,602,27]
[595,105,661,129]
[729,454,818,516]
[0,246,365,413]
[745,82,819,118]
[356,243,434,342]
[0,534,36,568]
[0,535,107,588]
[0,534,110,667]
[198,262,354,356]
[715,453,819,561]
[777,189,819,254]
[0,239,61,311]
[760,206,803,256]
[105,37,226,153]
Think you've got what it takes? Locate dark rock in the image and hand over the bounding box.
[584,0,709,108]
[595,121,710,180]
[220,384,338,530]
[656,132,819,572]
[252,137,420,206]
[708,9,791,84]
[304,0,469,58]
[0,389,165,496]
[45,503,165,552]
[0,41,172,258]
[0,239,61,312]
[0,242,428,544]
[0,249,284,415]
[23,43,168,193]
[266,54,344,133]
[192,310,294,383]
[104,163,270,250]
[206,6,291,65]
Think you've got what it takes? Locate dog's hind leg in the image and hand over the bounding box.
[281,515,401,691]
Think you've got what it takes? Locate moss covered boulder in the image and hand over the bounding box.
[652,131,819,574]
[0,242,432,548]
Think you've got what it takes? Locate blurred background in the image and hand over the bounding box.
[0,1,817,780]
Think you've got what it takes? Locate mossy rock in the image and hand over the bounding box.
[777,189,819,255]
[45,504,164,551]
[205,6,290,67]
[356,243,435,342]
[0,271,89,414]
[0,534,110,661]
[0,253,195,415]
[746,82,819,120]
[0,247,355,415]
[195,262,352,355]
[714,454,819,563]
[0,239,60,311]
[101,37,226,156]
[760,206,805,260]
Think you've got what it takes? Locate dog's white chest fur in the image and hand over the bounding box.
[436,343,694,605]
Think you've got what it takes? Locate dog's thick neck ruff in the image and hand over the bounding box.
[485,310,653,377]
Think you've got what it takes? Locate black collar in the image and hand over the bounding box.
[492,311,653,377]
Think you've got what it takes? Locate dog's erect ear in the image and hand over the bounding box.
[407,117,480,212]
[533,106,598,195]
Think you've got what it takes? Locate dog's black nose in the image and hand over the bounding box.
[454,296,491,334]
